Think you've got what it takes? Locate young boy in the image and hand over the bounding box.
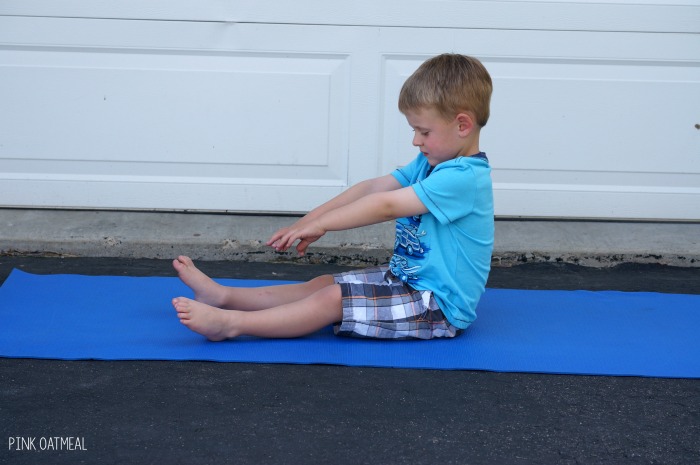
[172,53,494,341]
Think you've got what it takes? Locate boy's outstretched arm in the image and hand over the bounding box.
[269,186,428,256]
[266,175,400,250]
[296,174,402,222]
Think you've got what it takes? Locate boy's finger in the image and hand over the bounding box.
[274,236,289,251]
[281,233,298,251]
[266,227,288,246]
[266,233,280,246]
[296,239,310,256]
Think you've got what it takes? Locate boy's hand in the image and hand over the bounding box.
[266,220,326,256]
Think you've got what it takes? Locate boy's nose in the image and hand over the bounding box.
[412,134,421,147]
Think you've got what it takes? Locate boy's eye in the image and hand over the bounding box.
[421,131,430,136]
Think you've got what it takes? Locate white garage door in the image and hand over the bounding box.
[1,1,699,220]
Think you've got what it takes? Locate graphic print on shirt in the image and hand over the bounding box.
[390,215,429,283]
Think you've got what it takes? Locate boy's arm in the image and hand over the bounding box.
[270,186,428,256]
[298,174,402,222]
[266,174,401,248]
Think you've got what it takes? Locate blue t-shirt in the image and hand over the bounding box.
[390,152,494,329]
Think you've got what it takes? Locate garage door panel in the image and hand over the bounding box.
[1,47,348,167]
[0,36,352,211]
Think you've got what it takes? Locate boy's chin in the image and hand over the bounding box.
[423,155,441,167]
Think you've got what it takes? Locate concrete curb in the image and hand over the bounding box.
[1,209,698,267]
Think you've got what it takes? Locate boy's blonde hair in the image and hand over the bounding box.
[398,53,492,127]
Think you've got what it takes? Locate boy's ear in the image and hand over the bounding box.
[455,113,476,136]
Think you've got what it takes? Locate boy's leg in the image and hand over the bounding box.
[173,256,335,310]
[172,283,343,340]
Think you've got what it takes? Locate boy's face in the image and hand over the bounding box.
[404,107,474,166]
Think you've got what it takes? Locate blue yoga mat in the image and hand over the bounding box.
[1,269,698,378]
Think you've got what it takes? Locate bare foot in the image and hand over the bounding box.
[173,256,227,307]
[172,297,240,341]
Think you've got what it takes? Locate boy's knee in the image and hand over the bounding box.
[313,283,343,312]
[310,284,343,322]
[318,283,342,302]
[313,274,336,284]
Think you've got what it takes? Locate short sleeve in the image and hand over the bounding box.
[391,153,428,187]
[412,162,477,225]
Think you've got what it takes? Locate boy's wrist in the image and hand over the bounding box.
[314,216,329,235]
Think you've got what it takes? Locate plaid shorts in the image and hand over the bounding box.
[332,266,462,340]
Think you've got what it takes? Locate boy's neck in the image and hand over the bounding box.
[457,130,481,158]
